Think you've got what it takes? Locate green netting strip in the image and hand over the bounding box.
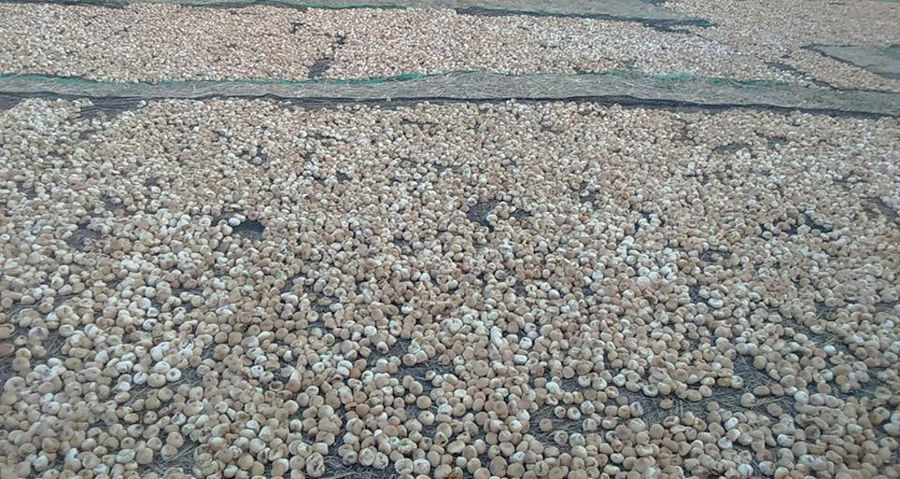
[0,71,800,89]
[1,71,897,117]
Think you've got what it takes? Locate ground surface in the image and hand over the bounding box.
[0,1,899,479]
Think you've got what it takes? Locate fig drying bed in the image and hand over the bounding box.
[0,0,707,28]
